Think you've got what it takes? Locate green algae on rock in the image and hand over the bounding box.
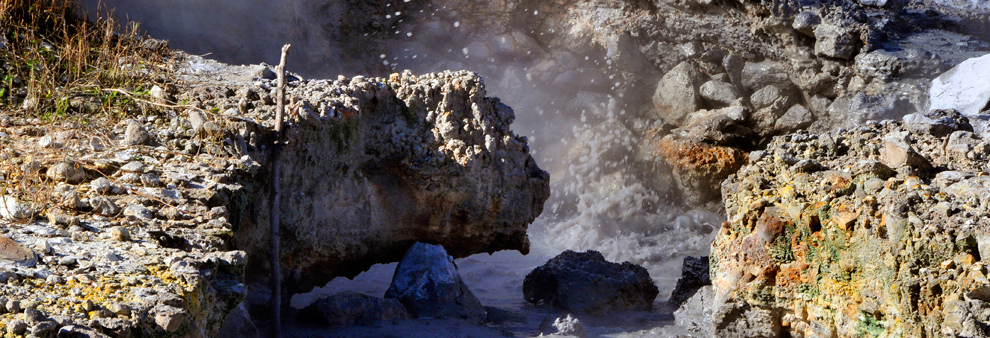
[712,118,990,337]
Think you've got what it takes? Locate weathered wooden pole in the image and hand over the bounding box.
[269,43,290,338]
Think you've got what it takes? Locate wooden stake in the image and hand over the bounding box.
[269,43,290,338]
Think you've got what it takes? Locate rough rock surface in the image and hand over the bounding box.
[192,62,554,296]
[523,250,659,314]
[713,118,990,337]
[0,113,251,337]
[384,243,486,324]
[667,256,711,307]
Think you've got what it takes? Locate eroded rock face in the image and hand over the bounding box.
[523,250,659,314]
[713,118,990,337]
[228,69,550,296]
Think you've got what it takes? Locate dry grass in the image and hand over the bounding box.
[0,0,173,121]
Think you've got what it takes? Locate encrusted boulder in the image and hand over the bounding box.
[523,250,659,314]
[713,120,990,337]
[384,243,486,324]
[231,69,550,295]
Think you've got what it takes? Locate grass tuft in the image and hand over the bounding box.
[0,0,173,121]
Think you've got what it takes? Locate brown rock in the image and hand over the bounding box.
[0,236,37,267]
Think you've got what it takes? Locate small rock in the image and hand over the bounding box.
[7,300,21,313]
[0,236,37,267]
[384,243,487,324]
[792,11,820,37]
[120,161,146,173]
[110,227,130,242]
[89,196,121,216]
[774,104,814,133]
[23,307,47,324]
[45,275,62,284]
[539,314,587,338]
[153,305,188,332]
[107,302,131,316]
[46,162,87,183]
[38,135,55,148]
[123,203,153,219]
[6,319,26,335]
[0,195,32,220]
[814,23,858,60]
[90,177,113,195]
[188,110,207,134]
[30,320,57,337]
[122,119,150,146]
[34,239,51,255]
[880,131,930,169]
[700,80,740,107]
[141,173,162,187]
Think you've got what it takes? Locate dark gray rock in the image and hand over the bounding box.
[301,291,408,327]
[903,109,974,137]
[668,256,711,308]
[774,105,813,133]
[384,243,486,324]
[523,250,659,314]
[653,61,704,126]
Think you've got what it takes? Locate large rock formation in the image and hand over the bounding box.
[173,56,550,297]
[712,117,990,337]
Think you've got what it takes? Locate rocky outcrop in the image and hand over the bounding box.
[197,64,552,297]
[384,243,486,324]
[713,117,990,337]
[929,53,990,136]
[0,115,251,337]
[523,250,659,314]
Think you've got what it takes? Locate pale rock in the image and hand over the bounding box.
[122,119,150,146]
[46,162,86,183]
[814,24,858,60]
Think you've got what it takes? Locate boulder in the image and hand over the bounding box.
[217,303,258,338]
[930,53,990,119]
[236,71,550,296]
[384,243,486,324]
[523,250,659,314]
[814,24,858,60]
[668,256,711,307]
[741,61,793,92]
[302,291,409,327]
[653,61,705,126]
